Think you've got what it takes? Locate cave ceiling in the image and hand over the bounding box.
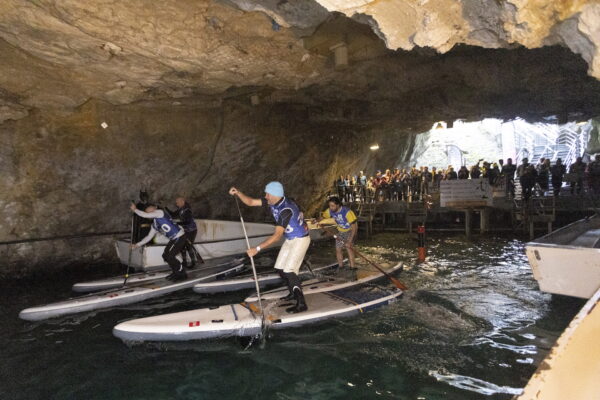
[1,0,600,128]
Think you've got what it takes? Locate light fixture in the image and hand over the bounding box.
[577,120,588,126]
[370,144,379,151]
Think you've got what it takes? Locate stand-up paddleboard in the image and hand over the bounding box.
[192,260,343,294]
[113,285,403,342]
[72,257,246,293]
[244,262,404,302]
[19,262,246,322]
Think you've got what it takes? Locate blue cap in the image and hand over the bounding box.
[265,181,284,197]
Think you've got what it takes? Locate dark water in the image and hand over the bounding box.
[0,233,585,400]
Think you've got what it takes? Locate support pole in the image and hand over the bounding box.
[480,208,490,234]
[465,209,472,240]
[529,221,535,240]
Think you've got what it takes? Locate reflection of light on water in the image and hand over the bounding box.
[516,358,534,364]
[473,337,538,355]
[520,333,536,340]
[429,371,524,396]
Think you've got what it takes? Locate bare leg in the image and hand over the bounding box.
[346,246,356,268]
[336,247,344,269]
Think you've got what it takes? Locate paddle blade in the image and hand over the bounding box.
[391,276,408,291]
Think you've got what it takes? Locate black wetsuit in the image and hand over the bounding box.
[169,203,201,267]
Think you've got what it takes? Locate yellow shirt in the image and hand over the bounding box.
[321,207,357,232]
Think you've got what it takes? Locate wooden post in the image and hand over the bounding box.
[529,221,535,240]
[480,208,490,234]
[465,209,472,240]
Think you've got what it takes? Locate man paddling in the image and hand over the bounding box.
[168,197,201,269]
[316,196,358,270]
[229,182,311,313]
[129,203,188,281]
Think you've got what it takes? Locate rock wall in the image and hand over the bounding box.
[314,0,600,80]
[0,97,414,277]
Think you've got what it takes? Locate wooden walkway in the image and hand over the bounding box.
[347,193,600,239]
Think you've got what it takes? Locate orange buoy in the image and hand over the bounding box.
[417,225,426,262]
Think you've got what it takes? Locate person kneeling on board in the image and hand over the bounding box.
[129,203,188,281]
[229,182,311,313]
[168,197,202,269]
[316,196,358,270]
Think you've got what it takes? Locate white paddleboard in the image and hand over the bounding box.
[19,262,246,322]
[192,260,343,294]
[245,262,404,302]
[113,285,403,342]
[72,257,245,293]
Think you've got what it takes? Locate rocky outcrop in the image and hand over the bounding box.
[315,0,600,80]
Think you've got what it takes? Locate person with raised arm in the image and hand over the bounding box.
[229,182,311,313]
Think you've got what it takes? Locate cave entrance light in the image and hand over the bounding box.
[407,118,594,170]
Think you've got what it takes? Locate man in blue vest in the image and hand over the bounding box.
[229,182,311,313]
[317,196,358,270]
[129,203,188,281]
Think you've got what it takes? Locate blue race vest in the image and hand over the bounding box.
[152,211,182,240]
[329,206,353,231]
[269,197,308,240]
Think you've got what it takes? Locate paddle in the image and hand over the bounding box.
[302,259,316,278]
[323,227,408,291]
[233,195,266,338]
[187,238,205,265]
[123,205,135,286]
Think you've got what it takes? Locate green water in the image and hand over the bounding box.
[0,233,585,400]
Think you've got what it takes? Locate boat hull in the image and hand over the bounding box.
[526,216,600,299]
[116,219,324,271]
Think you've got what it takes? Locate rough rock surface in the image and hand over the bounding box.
[315,0,600,79]
[1,1,600,276]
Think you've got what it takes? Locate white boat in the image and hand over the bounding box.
[525,215,600,299]
[116,219,281,271]
[116,219,327,271]
[517,286,600,400]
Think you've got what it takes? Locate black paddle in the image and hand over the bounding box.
[122,205,135,286]
[233,195,267,340]
[187,238,205,265]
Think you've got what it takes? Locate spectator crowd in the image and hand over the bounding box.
[334,155,600,203]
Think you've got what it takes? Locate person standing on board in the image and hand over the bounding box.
[229,182,311,313]
[129,203,188,281]
[316,196,358,270]
[168,197,201,269]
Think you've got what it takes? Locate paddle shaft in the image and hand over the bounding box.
[233,196,266,329]
[324,227,408,291]
[187,239,205,264]
[123,210,135,286]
